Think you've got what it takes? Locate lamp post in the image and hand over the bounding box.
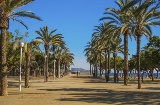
[53,59,56,80]
[19,42,24,91]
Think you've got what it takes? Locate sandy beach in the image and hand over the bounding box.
[0,74,159,105]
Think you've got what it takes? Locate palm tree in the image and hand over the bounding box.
[100,0,133,85]
[24,41,40,88]
[51,36,65,79]
[35,26,63,82]
[0,0,42,96]
[96,23,119,82]
[84,41,99,77]
[61,50,74,75]
[110,38,123,83]
[84,42,95,75]
[127,0,160,89]
[54,44,67,78]
[92,23,108,78]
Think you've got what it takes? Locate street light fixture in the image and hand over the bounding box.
[19,42,24,91]
[53,59,56,80]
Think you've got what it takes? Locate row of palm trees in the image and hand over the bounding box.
[84,0,160,89]
[0,0,74,96]
[35,26,74,82]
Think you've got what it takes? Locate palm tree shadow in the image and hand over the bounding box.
[38,88,160,105]
[145,87,160,90]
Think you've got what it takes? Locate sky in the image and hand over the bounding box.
[8,0,160,70]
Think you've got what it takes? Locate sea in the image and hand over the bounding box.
[80,70,160,78]
[84,71,160,78]
[102,72,160,78]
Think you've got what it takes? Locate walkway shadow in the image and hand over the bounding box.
[72,75,125,84]
[38,88,160,105]
[38,75,160,104]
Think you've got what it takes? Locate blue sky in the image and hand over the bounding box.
[8,0,160,70]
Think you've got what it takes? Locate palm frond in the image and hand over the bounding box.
[11,18,28,29]
[11,10,42,21]
[12,0,34,9]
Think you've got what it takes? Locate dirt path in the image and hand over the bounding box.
[0,74,160,105]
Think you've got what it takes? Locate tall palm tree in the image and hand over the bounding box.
[24,41,40,88]
[84,42,95,75]
[51,36,65,79]
[110,37,123,83]
[54,44,67,78]
[95,23,118,82]
[84,41,99,77]
[61,50,74,75]
[0,0,41,96]
[92,23,107,78]
[127,0,160,89]
[100,0,133,85]
[35,26,63,82]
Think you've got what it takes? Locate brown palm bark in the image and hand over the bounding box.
[113,52,117,83]
[99,51,102,78]
[64,63,68,75]
[124,32,129,85]
[107,50,110,81]
[117,70,119,83]
[0,14,9,96]
[90,61,91,75]
[44,45,49,82]
[95,57,98,78]
[105,49,108,82]
[137,35,141,89]
[25,52,31,88]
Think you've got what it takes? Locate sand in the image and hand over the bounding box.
[0,74,160,105]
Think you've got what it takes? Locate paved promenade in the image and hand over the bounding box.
[0,74,160,105]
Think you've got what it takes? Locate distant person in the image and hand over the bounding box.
[77,71,79,76]
[92,70,95,77]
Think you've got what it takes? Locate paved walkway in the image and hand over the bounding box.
[0,74,160,105]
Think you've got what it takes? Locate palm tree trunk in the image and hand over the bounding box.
[95,64,97,78]
[45,46,49,82]
[124,32,129,85]
[100,51,102,78]
[25,52,31,88]
[94,55,98,78]
[142,70,144,83]
[65,64,68,75]
[151,69,154,81]
[57,58,61,78]
[105,49,108,82]
[90,61,91,75]
[107,50,110,81]
[0,14,9,96]
[113,52,117,83]
[92,65,95,77]
[157,70,159,78]
[134,70,136,79]
[137,35,141,89]
[117,70,119,83]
